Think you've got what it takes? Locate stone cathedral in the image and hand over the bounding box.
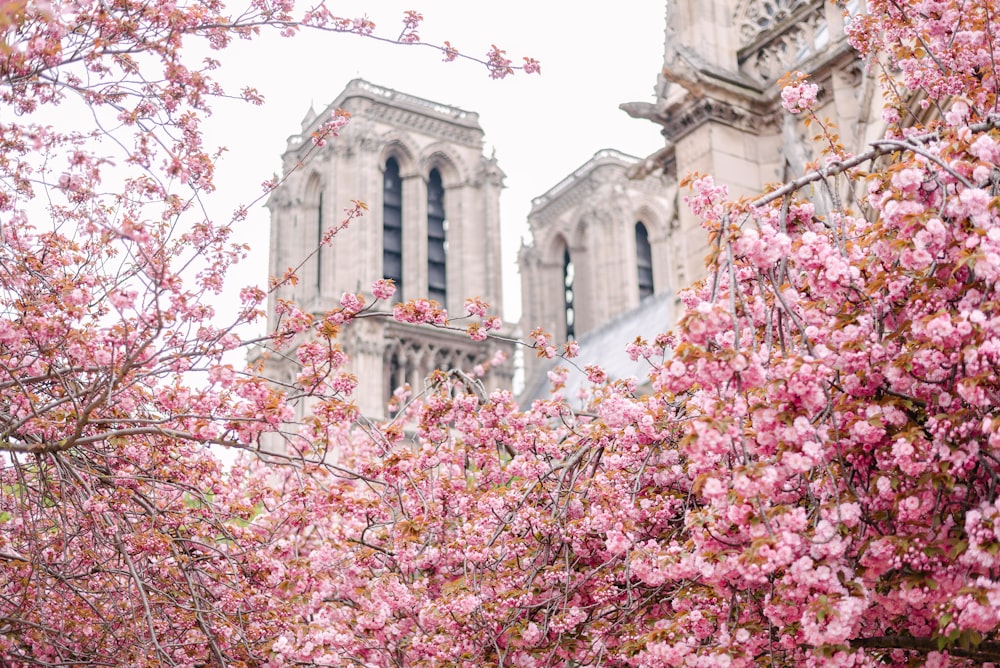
[264,79,513,420]
[266,0,884,415]
[519,0,881,395]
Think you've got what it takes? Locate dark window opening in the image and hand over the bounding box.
[387,352,406,413]
[316,191,324,295]
[383,158,403,302]
[427,168,447,306]
[563,246,575,340]
[636,222,654,300]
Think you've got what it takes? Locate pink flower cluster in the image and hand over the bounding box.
[392,298,447,326]
[780,73,819,114]
[311,108,351,147]
[371,278,396,301]
[10,0,1000,665]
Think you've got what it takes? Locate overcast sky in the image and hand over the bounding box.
[201,2,668,325]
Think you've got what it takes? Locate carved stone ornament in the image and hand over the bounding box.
[662,96,780,143]
[735,0,827,85]
[735,0,811,48]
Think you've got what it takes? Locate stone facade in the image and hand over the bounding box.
[268,3,889,415]
[264,79,513,423]
[518,0,884,393]
[518,150,678,383]
[622,0,882,283]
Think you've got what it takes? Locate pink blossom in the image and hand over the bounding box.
[339,291,365,313]
[945,99,970,126]
[971,134,1000,163]
[780,76,819,114]
[605,529,631,555]
[466,323,487,341]
[521,621,542,645]
[372,278,396,300]
[486,44,513,79]
[464,297,488,317]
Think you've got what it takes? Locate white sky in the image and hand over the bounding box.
[199,2,668,326]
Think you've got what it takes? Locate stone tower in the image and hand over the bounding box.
[622,0,881,286]
[517,150,677,386]
[265,79,513,421]
[519,0,883,394]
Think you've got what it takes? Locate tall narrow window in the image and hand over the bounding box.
[387,350,404,408]
[635,222,654,300]
[304,173,323,302]
[427,168,447,305]
[563,246,575,339]
[383,158,403,301]
[316,191,324,294]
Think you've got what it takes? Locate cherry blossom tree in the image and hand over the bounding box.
[5,0,1000,666]
[246,1,1000,666]
[0,1,535,664]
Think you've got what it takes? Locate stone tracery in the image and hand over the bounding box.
[734,0,827,84]
[382,336,483,407]
[735,0,812,47]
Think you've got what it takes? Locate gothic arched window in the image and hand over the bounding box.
[304,172,324,298]
[635,221,654,300]
[563,246,576,340]
[427,168,447,306]
[385,345,407,413]
[316,191,324,294]
[383,158,403,301]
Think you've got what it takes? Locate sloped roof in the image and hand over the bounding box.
[519,290,676,406]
